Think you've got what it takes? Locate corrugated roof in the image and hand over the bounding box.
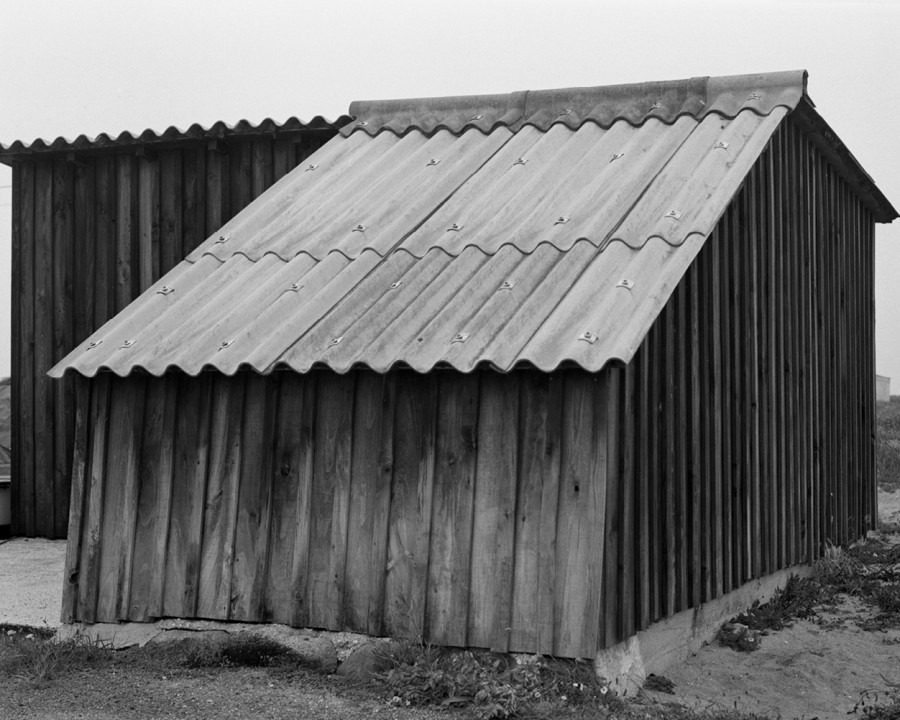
[0,116,351,161]
[49,70,893,379]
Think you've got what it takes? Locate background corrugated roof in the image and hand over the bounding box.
[52,71,837,378]
[0,116,351,160]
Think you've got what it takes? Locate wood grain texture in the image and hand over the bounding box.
[385,374,438,639]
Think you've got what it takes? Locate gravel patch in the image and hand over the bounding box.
[0,537,66,628]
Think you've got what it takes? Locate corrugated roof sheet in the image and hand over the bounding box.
[0,116,351,161]
[49,70,891,379]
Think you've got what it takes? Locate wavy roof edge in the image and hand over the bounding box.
[0,115,353,161]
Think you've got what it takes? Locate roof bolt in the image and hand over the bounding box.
[356,121,368,127]
[218,340,234,351]
[664,210,682,220]
[352,224,368,233]
[86,340,103,351]
[747,92,762,101]
[715,141,729,151]
[288,282,303,292]
[305,163,319,172]
[610,153,624,162]
[156,285,174,296]
[557,107,573,117]
[616,278,635,290]
[120,339,136,349]
[450,332,469,344]
[469,114,484,121]
[426,158,441,166]
[650,102,662,110]
[389,280,403,289]
[513,157,529,166]
[499,279,516,291]
[327,336,344,348]
[214,235,228,244]
[554,216,570,226]
[578,331,598,344]
[447,223,463,232]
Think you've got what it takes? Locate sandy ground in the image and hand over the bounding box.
[0,537,66,628]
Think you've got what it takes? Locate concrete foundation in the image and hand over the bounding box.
[594,563,812,694]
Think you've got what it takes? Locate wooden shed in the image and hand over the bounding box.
[48,71,896,659]
[0,116,346,537]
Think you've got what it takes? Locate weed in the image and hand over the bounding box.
[373,642,619,719]
[0,631,113,684]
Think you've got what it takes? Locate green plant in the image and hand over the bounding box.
[0,631,113,684]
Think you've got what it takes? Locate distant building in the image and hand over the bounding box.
[877,375,891,403]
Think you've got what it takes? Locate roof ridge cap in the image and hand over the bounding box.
[344,70,808,137]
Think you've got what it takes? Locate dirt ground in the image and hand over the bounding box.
[643,489,900,720]
[0,537,65,627]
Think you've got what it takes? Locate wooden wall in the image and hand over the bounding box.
[9,129,336,537]
[64,368,621,659]
[600,116,877,647]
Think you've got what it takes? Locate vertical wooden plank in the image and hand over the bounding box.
[229,141,253,217]
[710,231,724,599]
[554,372,606,657]
[636,343,652,626]
[426,373,479,647]
[366,375,396,636]
[197,374,246,620]
[127,378,172,620]
[15,162,36,536]
[147,376,178,618]
[273,139,294,182]
[182,146,207,254]
[648,321,663,618]
[52,159,75,538]
[689,260,703,606]
[115,154,137,312]
[603,369,622,647]
[73,162,96,347]
[94,156,116,329]
[230,373,278,621]
[747,165,762,580]
[33,160,54,537]
[61,378,90,623]
[92,377,145,621]
[251,139,274,197]
[206,143,228,235]
[306,372,354,630]
[10,163,22,536]
[78,375,110,623]
[720,210,734,593]
[664,299,678,612]
[466,374,518,652]
[507,373,563,652]
[159,150,183,275]
[674,280,689,609]
[138,156,160,290]
[620,365,636,638]
[281,374,319,629]
[344,372,393,632]
[163,374,214,618]
[384,373,438,640]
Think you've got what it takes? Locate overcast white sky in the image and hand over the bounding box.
[1,0,899,385]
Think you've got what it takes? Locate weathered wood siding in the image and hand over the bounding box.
[600,118,877,646]
[64,368,618,659]
[9,130,335,537]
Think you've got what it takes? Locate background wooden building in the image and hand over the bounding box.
[27,71,900,659]
[0,116,347,537]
